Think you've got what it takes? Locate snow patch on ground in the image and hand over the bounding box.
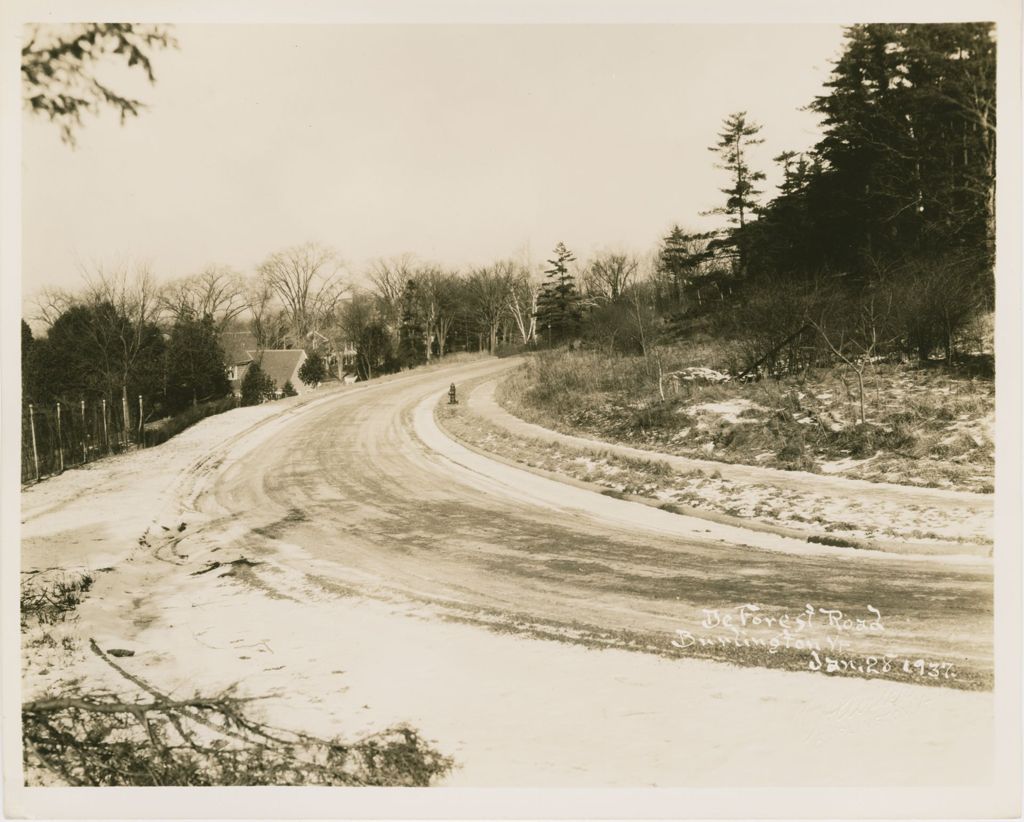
[26,551,993,787]
[665,474,990,544]
[819,456,874,475]
[690,398,761,423]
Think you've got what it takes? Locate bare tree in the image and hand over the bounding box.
[506,264,541,345]
[82,263,161,333]
[160,266,248,330]
[467,261,515,353]
[31,286,77,328]
[431,271,464,359]
[411,266,465,362]
[80,263,162,442]
[367,254,416,332]
[258,243,346,347]
[245,279,285,349]
[807,289,897,425]
[583,252,640,303]
[338,290,377,342]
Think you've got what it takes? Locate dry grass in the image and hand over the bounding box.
[498,350,994,492]
[21,571,95,629]
[435,396,990,545]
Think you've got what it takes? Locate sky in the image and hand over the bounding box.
[21,23,846,303]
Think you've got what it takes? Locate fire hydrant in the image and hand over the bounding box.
[448,383,458,405]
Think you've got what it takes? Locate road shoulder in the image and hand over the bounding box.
[430,375,992,558]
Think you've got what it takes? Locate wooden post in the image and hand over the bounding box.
[101,398,109,452]
[122,386,130,448]
[28,404,40,481]
[56,402,64,473]
[81,399,87,463]
[138,395,144,445]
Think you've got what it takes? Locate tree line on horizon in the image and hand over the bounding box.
[20,239,627,421]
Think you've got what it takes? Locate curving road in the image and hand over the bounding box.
[190,358,992,690]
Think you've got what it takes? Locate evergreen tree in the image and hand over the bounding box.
[22,24,177,145]
[738,23,994,285]
[656,226,715,306]
[396,279,427,367]
[240,362,275,406]
[164,314,230,414]
[706,112,766,276]
[808,23,995,270]
[21,320,37,406]
[28,301,165,409]
[535,243,581,343]
[773,151,812,197]
[298,351,327,388]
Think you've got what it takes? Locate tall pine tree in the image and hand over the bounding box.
[535,243,581,344]
[706,112,766,276]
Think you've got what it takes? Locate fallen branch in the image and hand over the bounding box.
[23,639,454,786]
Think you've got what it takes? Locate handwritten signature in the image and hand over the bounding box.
[670,603,957,680]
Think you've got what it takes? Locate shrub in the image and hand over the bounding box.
[298,352,327,388]
[882,256,990,362]
[144,396,237,447]
[21,571,94,629]
[281,380,298,397]
[241,363,275,406]
[830,421,916,459]
[774,427,818,472]
[628,400,681,433]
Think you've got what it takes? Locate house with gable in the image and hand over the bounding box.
[257,349,308,396]
[219,330,312,398]
[220,330,258,396]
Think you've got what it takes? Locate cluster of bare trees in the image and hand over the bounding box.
[23,245,350,442]
[32,242,346,348]
[342,256,539,378]
[338,248,665,378]
[24,241,679,409]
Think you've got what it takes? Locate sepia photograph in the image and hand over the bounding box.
[1,1,1021,818]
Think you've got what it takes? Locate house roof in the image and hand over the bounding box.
[255,349,307,389]
[221,331,259,365]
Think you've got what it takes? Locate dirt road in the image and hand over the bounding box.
[184,357,992,688]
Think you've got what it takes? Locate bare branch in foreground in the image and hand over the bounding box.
[23,638,454,786]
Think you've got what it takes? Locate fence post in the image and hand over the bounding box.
[81,399,88,463]
[122,387,130,448]
[138,395,144,445]
[102,398,109,453]
[29,404,40,481]
[56,402,64,473]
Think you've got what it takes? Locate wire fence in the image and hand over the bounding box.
[21,395,146,485]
